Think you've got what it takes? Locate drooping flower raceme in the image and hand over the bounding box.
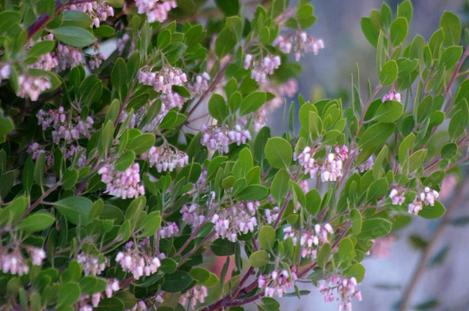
[382,90,401,103]
[179,285,208,309]
[201,124,251,154]
[211,201,259,242]
[17,74,51,101]
[142,145,189,173]
[274,31,325,61]
[135,0,176,23]
[181,203,206,228]
[77,252,108,276]
[408,187,439,215]
[244,54,281,84]
[98,163,145,199]
[158,222,180,238]
[258,268,298,298]
[115,242,161,280]
[319,275,362,311]
[67,1,114,27]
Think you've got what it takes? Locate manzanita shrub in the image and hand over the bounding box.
[0,0,467,310]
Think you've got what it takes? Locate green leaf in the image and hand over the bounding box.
[398,133,416,163]
[0,114,14,143]
[338,238,355,261]
[248,250,269,268]
[52,196,92,225]
[141,211,161,237]
[440,11,461,45]
[111,58,128,98]
[360,17,379,47]
[80,276,107,294]
[27,40,56,61]
[419,201,446,219]
[317,243,331,267]
[397,0,413,24]
[208,93,228,122]
[215,17,241,57]
[441,46,463,69]
[351,208,362,235]
[359,218,392,239]
[215,0,239,16]
[390,17,408,46]
[63,169,79,190]
[57,282,81,308]
[162,271,193,292]
[51,26,96,48]
[0,11,21,35]
[127,133,155,155]
[34,153,45,188]
[211,238,236,256]
[159,110,187,129]
[99,121,114,156]
[344,263,365,282]
[115,150,136,171]
[240,92,267,115]
[296,2,316,29]
[404,149,427,173]
[305,189,321,215]
[264,137,292,169]
[259,225,275,250]
[374,101,403,123]
[61,11,91,28]
[236,184,269,201]
[3,195,28,224]
[379,60,398,86]
[271,169,290,204]
[17,212,55,233]
[358,123,394,162]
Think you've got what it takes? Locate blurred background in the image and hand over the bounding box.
[270,0,469,310]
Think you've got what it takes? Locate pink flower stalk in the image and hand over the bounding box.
[189,72,210,96]
[389,187,405,205]
[115,245,161,280]
[158,222,180,238]
[135,0,176,23]
[31,53,59,71]
[321,152,344,182]
[77,252,108,276]
[67,1,114,27]
[273,32,324,60]
[408,187,439,215]
[0,63,11,81]
[57,44,85,71]
[382,90,401,103]
[17,74,51,101]
[142,145,189,173]
[264,206,280,224]
[27,247,46,266]
[0,249,29,275]
[181,203,206,228]
[105,278,120,298]
[211,201,259,242]
[319,275,362,311]
[138,66,187,94]
[357,156,374,173]
[98,163,145,199]
[258,268,297,298]
[370,236,395,258]
[246,55,281,84]
[179,285,208,309]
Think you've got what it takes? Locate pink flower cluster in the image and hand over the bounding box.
[357,156,374,173]
[159,222,180,238]
[57,44,85,71]
[135,0,176,23]
[201,124,251,154]
[68,1,114,27]
[297,145,348,182]
[179,285,208,309]
[264,206,280,224]
[211,201,259,242]
[283,223,333,260]
[37,106,94,144]
[77,252,108,276]
[382,90,401,103]
[319,275,362,311]
[0,247,45,275]
[115,242,161,280]
[181,203,206,228]
[0,63,11,82]
[139,66,187,94]
[17,74,51,101]
[142,145,189,173]
[244,54,281,84]
[274,32,324,60]
[188,72,210,96]
[32,52,59,71]
[258,268,297,298]
[389,186,439,215]
[408,187,439,215]
[98,163,145,199]
[77,278,120,311]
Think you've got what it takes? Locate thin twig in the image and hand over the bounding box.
[399,180,469,311]
[443,46,469,113]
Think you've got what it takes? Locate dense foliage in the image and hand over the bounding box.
[0,0,467,310]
